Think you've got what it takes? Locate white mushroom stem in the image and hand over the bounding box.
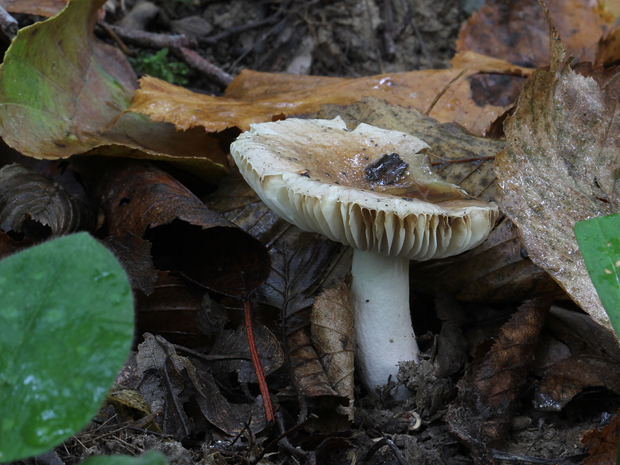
[350,249,420,398]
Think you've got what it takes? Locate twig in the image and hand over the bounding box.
[172,343,251,362]
[98,22,135,57]
[431,155,496,166]
[0,6,17,41]
[409,2,432,68]
[364,0,384,73]
[382,0,396,61]
[425,69,467,116]
[176,47,234,87]
[244,300,275,425]
[104,24,192,49]
[251,413,318,464]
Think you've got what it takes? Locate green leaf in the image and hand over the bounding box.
[81,452,169,465]
[574,213,620,336]
[0,233,134,462]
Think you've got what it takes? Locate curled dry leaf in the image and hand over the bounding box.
[0,0,227,183]
[0,164,95,238]
[0,0,67,17]
[495,32,620,335]
[410,217,562,303]
[77,157,270,297]
[445,297,551,465]
[129,51,533,137]
[310,283,354,418]
[457,0,615,67]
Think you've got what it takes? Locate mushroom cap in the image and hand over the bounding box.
[230,117,499,261]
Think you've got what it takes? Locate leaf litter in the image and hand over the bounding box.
[2,0,620,464]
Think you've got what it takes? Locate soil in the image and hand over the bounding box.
[10,1,620,465]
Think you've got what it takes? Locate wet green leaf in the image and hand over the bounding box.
[575,214,620,336]
[0,233,134,462]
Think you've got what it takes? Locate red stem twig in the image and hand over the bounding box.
[244,299,275,425]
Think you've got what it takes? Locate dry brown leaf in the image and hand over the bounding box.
[445,297,550,465]
[410,217,562,303]
[596,25,620,66]
[532,305,620,410]
[311,283,354,419]
[457,0,615,67]
[0,0,66,17]
[128,52,533,137]
[581,409,620,465]
[76,157,270,297]
[495,30,620,335]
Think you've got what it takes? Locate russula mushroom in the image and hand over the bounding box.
[230,116,499,397]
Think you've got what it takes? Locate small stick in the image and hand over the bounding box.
[176,47,234,87]
[425,69,467,116]
[0,6,17,41]
[244,300,275,425]
[431,155,496,166]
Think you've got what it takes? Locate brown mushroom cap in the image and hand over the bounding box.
[231,117,498,261]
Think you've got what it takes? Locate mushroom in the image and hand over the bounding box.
[230,116,499,397]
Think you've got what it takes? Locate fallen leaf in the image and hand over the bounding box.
[134,271,206,347]
[76,157,270,297]
[0,163,95,238]
[581,408,620,465]
[495,30,620,335]
[410,217,562,303]
[210,321,284,383]
[531,305,620,410]
[103,233,157,296]
[311,283,355,418]
[596,25,620,66]
[0,0,228,183]
[445,297,551,465]
[129,52,533,137]
[432,293,469,378]
[457,0,615,67]
[0,0,66,17]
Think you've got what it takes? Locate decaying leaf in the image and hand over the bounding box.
[532,305,620,410]
[211,321,283,383]
[432,293,469,378]
[596,25,620,67]
[129,52,533,137]
[581,408,620,465]
[0,0,228,183]
[445,297,550,465]
[102,233,157,296]
[136,333,267,436]
[134,271,207,347]
[410,217,562,303]
[0,163,95,238]
[315,97,504,202]
[76,157,270,297]
[495,31,620,335]
[311,283,354,418]
[458,0,615,67]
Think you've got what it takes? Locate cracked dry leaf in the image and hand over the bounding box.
[495,32,620,336]
[445,297,550,465]
[0,164,95,238]
[315,98,503,202]
[311,283,354,419]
